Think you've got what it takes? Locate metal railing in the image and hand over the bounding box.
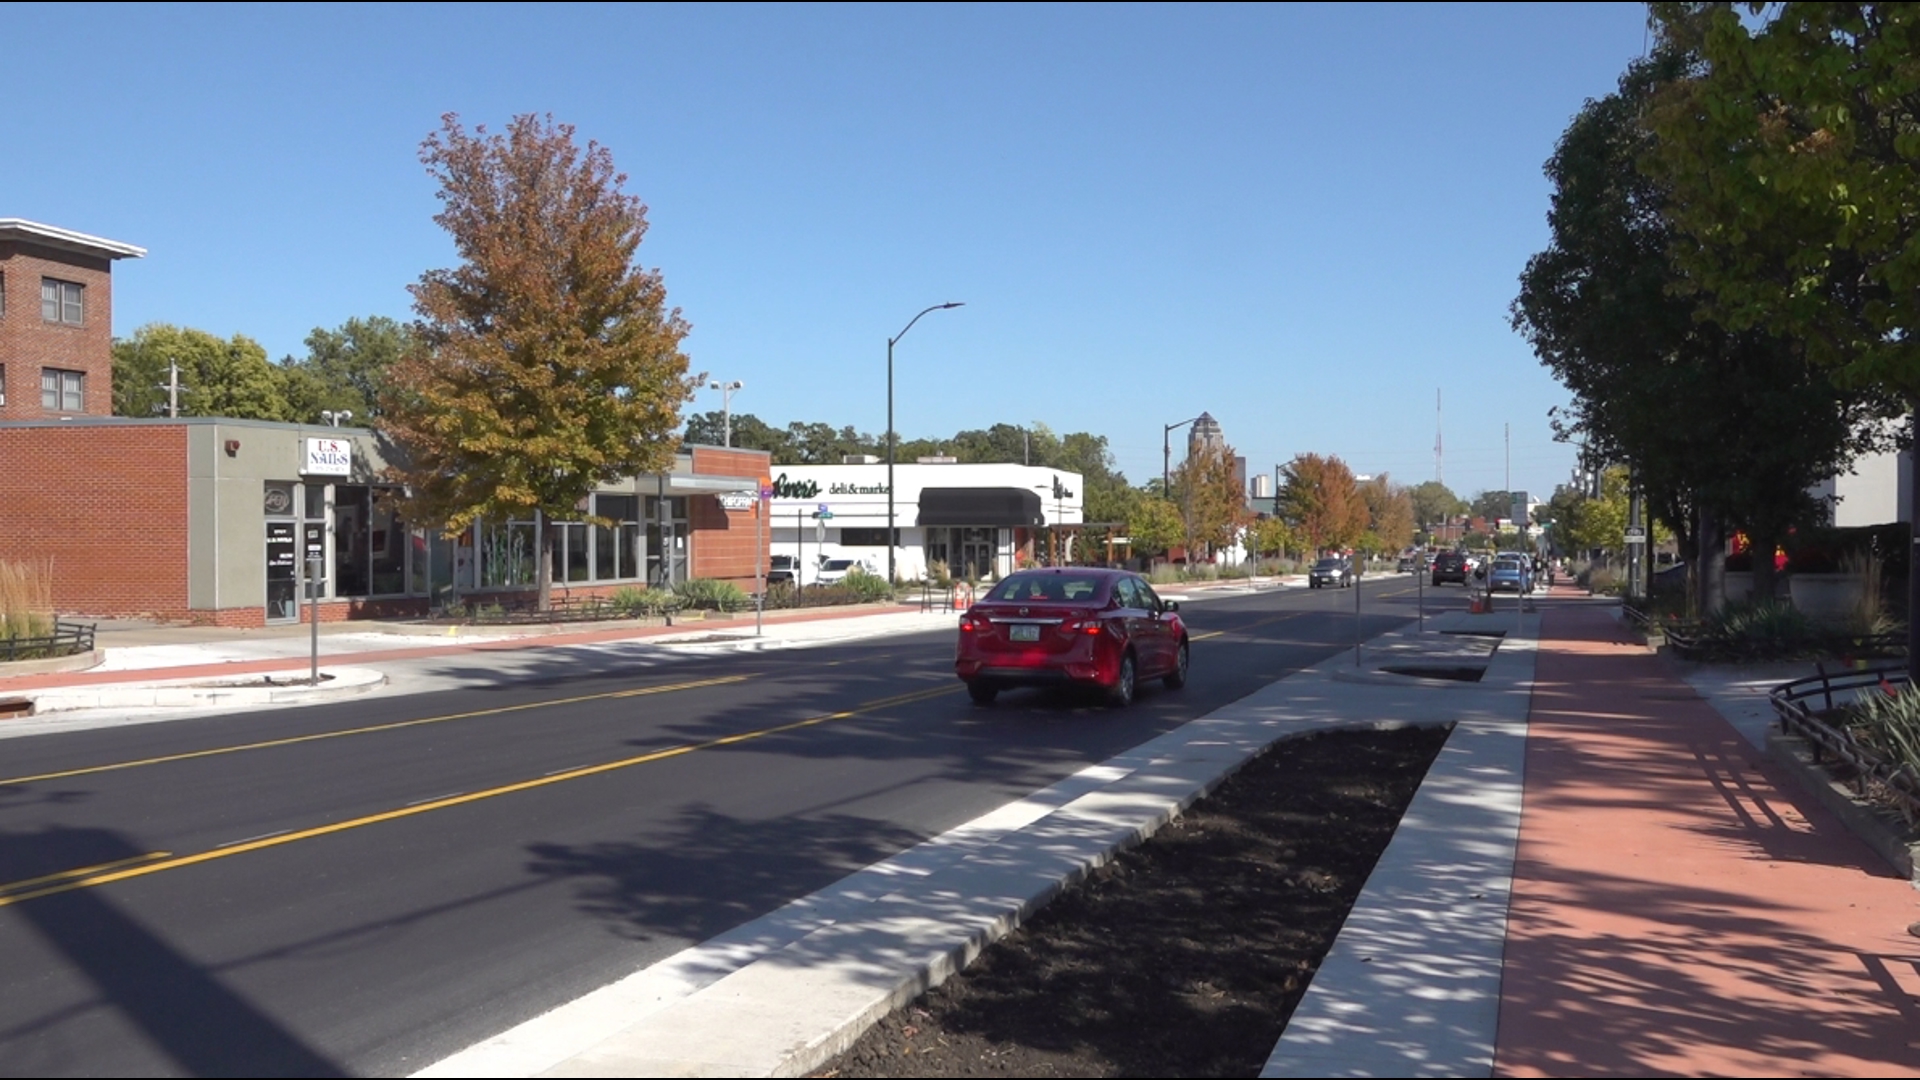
[0,620,96,662]
[1769,664,1920,826]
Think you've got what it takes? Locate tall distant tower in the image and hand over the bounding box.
[1188,411,1225,460]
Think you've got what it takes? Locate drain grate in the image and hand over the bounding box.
[1380,664,1486,682]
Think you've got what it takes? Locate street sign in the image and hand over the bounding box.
[1624,525,1647,545]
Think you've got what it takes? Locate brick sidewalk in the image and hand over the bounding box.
[1495,604,1920,1076]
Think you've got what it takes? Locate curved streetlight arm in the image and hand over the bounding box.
[890,302,965,349]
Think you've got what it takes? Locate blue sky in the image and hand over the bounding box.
[4,2,1652,501]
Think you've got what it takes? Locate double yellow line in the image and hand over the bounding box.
[0,674,753,787]
[0,681,960,908]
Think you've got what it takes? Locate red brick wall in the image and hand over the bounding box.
[0,242,115,421]
[687,445,770,585]
[0,425,188,617]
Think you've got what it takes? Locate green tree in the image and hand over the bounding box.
[283,315,413,422]
[684,409,790,456]
[380,113,697,611]
[1469,490,1519,524]
[1515,46,1889,612]
[1408,480,1466,531]
[1279,453,1367,554]
[112,323,292,420]
[1247,515,1296,560]
[1648,2,1920,399]
[1127,497,1185,559]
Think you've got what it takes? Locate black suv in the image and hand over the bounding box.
[1430,550,1470,586]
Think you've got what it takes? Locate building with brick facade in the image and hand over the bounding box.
[0,417,771,626]
[0,219,145,421]
[0,217,773,627]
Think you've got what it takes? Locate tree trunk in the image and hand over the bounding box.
[1696,506,1727,619]
[536,509,554,613]
[1749,524,1779,608]
[1908,410,1920,687]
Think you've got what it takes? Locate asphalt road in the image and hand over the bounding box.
[0,577,1456,1077]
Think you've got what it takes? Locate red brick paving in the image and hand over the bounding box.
[1496,603,1920,1077]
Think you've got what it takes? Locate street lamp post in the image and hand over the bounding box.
[708,379,744,447]
[887,302,965,583]
[1162,416,1203,496]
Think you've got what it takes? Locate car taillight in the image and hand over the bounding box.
[1067,619,1105,635]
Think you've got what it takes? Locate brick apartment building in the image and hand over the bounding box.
[0,219,145,420]
[0,218,772,626]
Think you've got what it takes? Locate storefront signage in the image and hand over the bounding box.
[827,481,890,495]
[263,485,294,515]
[304,438,352,476]
[718,491,757,511]
[770,472,820,499]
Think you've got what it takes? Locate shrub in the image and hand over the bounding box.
[1841,685,1920,788]
[840,567,896,603]
[1697,599,1820,660]
[674,578,747,610]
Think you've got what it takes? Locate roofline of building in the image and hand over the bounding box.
[0,218,146,260]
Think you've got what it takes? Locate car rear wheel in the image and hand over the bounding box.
[967,681,998,705]
[1106,653,1136,708]
[1164,641,1189,689]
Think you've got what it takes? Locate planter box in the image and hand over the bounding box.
[1789,573,1865,627]
[1722,571,1789,603]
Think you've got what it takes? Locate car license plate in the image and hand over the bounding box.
[1010,624,1040,642]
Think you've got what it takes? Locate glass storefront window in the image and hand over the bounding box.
[481,521,537,587]
[334,485,372,597]
[370,488,408,596]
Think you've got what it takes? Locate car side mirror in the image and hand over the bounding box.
[1163,600,1179,613]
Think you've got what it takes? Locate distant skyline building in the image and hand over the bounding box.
[1187,411,1224,460]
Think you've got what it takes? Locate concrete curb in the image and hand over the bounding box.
[0,649,102,678]
[1765,729,1920,883]
[23,667,387,713]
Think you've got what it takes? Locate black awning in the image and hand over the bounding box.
[917,487,1045,527]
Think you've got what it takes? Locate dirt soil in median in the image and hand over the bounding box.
[814,723,1452,1079]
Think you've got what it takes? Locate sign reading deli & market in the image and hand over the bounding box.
[768,472,892,499]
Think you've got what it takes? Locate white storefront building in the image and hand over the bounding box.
[766,461,1084,581]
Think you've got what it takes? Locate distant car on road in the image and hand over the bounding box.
[1430,550,1470,586]
[1488,556,1533,594]
[1309,556,1354,589]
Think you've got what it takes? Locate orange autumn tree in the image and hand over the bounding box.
[381,113,698,610]
[1278,452,1368,554]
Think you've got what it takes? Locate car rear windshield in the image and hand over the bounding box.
[985,574,1108,603]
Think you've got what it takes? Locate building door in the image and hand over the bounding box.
[266,521,297,622]
[958,527,995,582]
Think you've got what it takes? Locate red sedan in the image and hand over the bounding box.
[955,567,1189,706]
